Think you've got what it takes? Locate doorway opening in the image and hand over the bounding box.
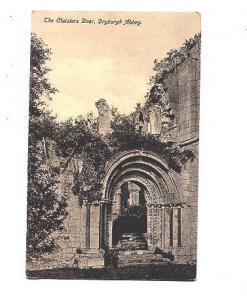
[112,182,147,250]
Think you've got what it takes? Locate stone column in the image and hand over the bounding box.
[108,204,113,249]
[161,205,166,249]
[156,205,162,248]
[85,201,91,250]
[104,201,109,248]
[170,208,174,247]
[177,207,182,247]
[99,199,111,249]
[89,204,100,249]
[154,205,158,247]
[164,207,171,249]
[147,204,153,249]
[173,207,178,248]
[99,201,105,249]
[80,204,87,249]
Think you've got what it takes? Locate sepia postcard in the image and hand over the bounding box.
[26,11,200,280]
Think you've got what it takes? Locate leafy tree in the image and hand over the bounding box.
[29,33,57,117]
[27,34,67,260]
[55,113,98,164]
[54,113,111,201]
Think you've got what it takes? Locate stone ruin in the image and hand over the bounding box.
[27,39,200,271]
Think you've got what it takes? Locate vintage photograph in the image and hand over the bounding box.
[26,11,200,280]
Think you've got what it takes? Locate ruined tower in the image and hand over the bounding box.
[95,98,113,135]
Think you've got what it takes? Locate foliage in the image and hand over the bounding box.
[55,113,98,158]
[27,33,67,260]
[149,32,201,86]
[29,33,57,117]
[72,151,105,202]
[61,112,194,202]
[54,114,111,201]
[106,115,194,172]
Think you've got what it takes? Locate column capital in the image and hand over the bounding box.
[82,199,91,206]
[100,198,111,205]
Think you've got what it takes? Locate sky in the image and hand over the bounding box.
[32,11,200,120]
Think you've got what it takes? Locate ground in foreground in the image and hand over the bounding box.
[26,263,196,281]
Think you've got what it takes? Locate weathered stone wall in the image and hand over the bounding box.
[59,172,82,256]
[163,42,200,263]
[89,204,101,249]
[177,142,199,263]
[57,176,101,254]
[167,42,200,144]
[55,169,102,248]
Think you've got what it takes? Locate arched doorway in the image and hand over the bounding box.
[100,150,183,251]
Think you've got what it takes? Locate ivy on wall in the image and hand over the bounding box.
[66,113,194,203]
[149,32,201,86]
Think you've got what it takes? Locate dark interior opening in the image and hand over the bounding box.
[112,181,147,248]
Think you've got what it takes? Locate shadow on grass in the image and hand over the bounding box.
[26,264,196,281]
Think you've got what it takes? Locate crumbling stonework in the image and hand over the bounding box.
[27,40,200,271]
[95,98,113,135]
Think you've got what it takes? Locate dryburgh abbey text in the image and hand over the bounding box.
[43,17,142,26]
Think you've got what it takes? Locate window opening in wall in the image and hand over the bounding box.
[139,112,144,123]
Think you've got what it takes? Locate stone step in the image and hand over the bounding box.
[118,253,154,258]
[118,257,170,262]
[118,262,170,267]
[118,256,155,262]
[73,250,104,260]
[117,250,154,256]
[116,250,172,266]
[118,258,170,264]
[118,255,170,260]
[118,259,170,266]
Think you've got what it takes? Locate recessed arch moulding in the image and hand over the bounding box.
[99,150,186,250]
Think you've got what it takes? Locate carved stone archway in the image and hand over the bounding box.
[99,150,184,250]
